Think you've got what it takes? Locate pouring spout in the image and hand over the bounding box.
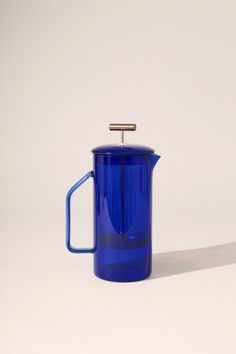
[151,153,161,169]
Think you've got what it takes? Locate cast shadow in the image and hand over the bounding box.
[150,241,236,279]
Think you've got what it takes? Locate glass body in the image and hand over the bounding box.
[93,153,158,282]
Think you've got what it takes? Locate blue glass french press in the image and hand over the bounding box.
[66,124,160,282]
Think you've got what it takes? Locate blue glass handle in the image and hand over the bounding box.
[66,171,95,254]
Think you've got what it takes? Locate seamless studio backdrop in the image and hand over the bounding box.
[1,1,236,354]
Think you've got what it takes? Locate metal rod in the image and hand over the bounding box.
[121,156,125,235]
[121,131,124,144]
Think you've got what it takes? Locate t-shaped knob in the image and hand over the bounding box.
[109,123,136,144]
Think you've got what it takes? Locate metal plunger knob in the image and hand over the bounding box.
[109,123,136,144]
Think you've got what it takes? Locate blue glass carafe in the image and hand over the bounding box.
[66,124,160,282]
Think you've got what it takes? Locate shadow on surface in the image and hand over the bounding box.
[150,242,236,279]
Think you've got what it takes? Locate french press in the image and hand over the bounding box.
[66,124,160,282]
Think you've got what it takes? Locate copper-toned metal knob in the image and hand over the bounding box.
[109,123,136,144]
[109,123,136,131]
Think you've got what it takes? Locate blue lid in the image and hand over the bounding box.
[92,144,154,155]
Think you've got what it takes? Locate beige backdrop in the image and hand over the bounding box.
[1,1,236,353]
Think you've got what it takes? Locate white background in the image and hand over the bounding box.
[1,1,236,353]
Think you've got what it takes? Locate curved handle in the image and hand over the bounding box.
[66,171,95,253]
